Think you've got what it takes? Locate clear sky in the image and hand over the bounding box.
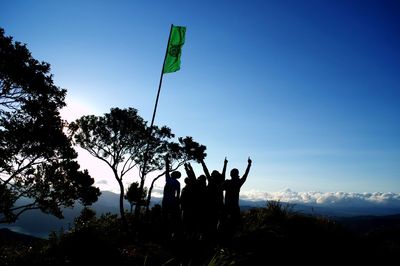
[1,0,399,195]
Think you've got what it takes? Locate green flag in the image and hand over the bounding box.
[163,25,186,74]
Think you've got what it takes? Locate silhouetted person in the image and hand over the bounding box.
[223,157,252,231]
[182,162,207,238]
[195,173,207,236]
[180,172,197,235]
[201,157,228,239]
[162,155,181,238]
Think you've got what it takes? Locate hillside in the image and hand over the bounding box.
[1,201,399,265]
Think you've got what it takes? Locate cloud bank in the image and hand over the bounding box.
[240,189,400,208]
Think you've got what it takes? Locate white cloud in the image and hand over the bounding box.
[240,189,400,207]
[96,180,108,185]
[151,187,164,198]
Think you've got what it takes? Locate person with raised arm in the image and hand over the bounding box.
[162,154,181,238]
[180,162,198,236]
[223,157,252,229]
[200,157,228,238]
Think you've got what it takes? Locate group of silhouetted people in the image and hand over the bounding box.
[162,155,252,241]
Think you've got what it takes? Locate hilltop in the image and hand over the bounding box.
[1,201,399,265]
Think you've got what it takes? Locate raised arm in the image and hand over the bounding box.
[222,157,228,180]
[240,157,252,185]
[184,162,196,181]
[200,159,211,181]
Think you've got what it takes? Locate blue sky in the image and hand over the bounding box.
[1,0,399,194]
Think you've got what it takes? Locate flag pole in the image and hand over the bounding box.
[137,24,173,216]
[150,24,173,129]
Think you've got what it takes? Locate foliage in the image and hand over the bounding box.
[69,107,159,223]
[42,208,174,266]
[44,209,124,265]
[69,107,207,219]
[2,204,400,265]
[207,249,240,266]
[242,200,295,230]
[125,182,148,212]
[0,28,100,223]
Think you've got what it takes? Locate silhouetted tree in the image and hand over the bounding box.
[69,107,207,220]
[133,124,176,217]
[125,182,147,213]
[69,107,149,226]
[0,28,100,223]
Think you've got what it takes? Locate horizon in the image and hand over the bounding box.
[3,188,400,239]
[99,187,400,210]
[1,0,399,195]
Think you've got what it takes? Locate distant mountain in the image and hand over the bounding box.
[2,191,400,238]
[294,203,400,217]
[0,205,78,238]
[239,198,400,217]
[0,228,42,245]
[0,191,130,238]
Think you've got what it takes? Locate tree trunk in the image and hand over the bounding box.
[145,173,163,213]
[134,174,146,218]
[115,174,127,230]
